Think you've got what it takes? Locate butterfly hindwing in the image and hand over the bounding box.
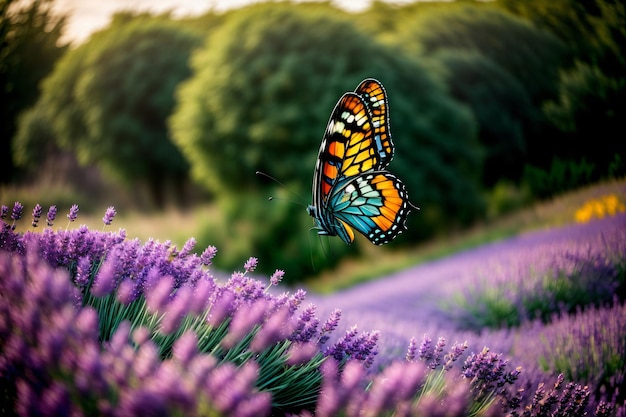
[331,172,411,245]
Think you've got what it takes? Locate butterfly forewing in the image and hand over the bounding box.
[354,79,393,169]
[313,92,380,206]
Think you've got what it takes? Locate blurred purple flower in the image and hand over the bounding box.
[11,201,23,221]
[244,256,258,273]
[250,306,294,352]
[160,285,194,335]
[222,299,267,349]
[418,334,433,362]
[173,331,198,367]
[146,275,174,313]
[74,256,92,288]
[67,204,79,222]
[429,336,446,369]
[207,288,235,327]
[270,269,285,286]
[286,342,319,366]
[200,245,217,266]
[31,204,42,227]
[443,341,469,371]
[102,206,116,226]
[91,253,117,297]
[178,237,196,258]
[0,204,8,219]
[406,336,418,362]
[46,205,57,227]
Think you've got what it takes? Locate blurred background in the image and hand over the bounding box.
[2,0,625,285]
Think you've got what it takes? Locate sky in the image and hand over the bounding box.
[53,0,414,44]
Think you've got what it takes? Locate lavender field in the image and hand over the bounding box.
[1,201,625,416]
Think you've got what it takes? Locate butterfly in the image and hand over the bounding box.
[306,79,417,245]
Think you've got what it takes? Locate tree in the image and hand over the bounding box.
[433,50,532,185]
[498,0,625,76]
[396,5,566,105]
[171,3,483,278]
[28,13,203,206]
[0,0,67,183]
[543,62,625,175]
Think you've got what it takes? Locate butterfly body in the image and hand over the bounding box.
[308,79,416,245]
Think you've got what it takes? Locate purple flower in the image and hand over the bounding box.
[319,309,341,345]
[11,201,23,221]
[270,269,285,286]
[146,275,174,313]
[102,206,116,226]
[75,256,92,287]
[418,334,433,362]
[200,245,217,266]
[286,342,319,366]
[429,336,446,369]
[178,237,196,258]
[290,304,319,343]
[31,204,43,227]
[67,204,79,223]
[207,288,235,327]
[250,306,293,352]
[222,299,267,349]
[46,205,57,227]
[173,331,198,367]
[406,337,418,362]
[160,286,194,334]
[244,256,258,273]
[117,279,138,305]
[443,341,469,371]
[0,204,8,219]
[91,254,117,297]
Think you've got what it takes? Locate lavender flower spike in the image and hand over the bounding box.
[67,204,79,223]
[406,337,418,362]
[0,204,8,219]
[11,201,23,221]
[270,269,285,286]
[200,245,218,266]
[31,204,43,228]
[244,256,258,273]
[102,206,116,226]
[46,205,57,227]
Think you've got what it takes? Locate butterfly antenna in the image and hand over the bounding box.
[256,171,307,202]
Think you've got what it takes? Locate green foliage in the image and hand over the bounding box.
[78,261,326,412]
[12,102,59,169]
[543,62,626,177]
[29,13,203,206]
[523,157,596,199]
[170,3,484,277]
[434,50,532,185]
[486,180,531,219]
[396,4,566,104]
[1,0,67,182]
[498,0,626,75]
[196,190,356,283]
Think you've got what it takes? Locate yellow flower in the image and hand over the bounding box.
[574,194,626,224]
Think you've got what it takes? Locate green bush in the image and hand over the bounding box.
[523,157,595,199]
[171,3,484,278]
